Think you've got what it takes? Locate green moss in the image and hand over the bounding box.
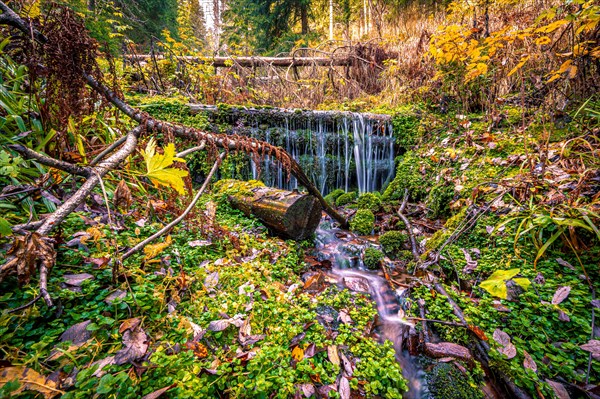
[336,191,358,206]
[363,248,384,270]
[427,183,455,218]
[350,210,375,235]
[213,179,265,197]
[325,189,346,205]
[383,151,433,201]
[379,231,407,258]
[427,362,484,399]
[357,192,382,212]
[392,111,421,149]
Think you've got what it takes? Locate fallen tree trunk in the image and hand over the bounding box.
[125,55,353,68]
[215,180,322,240]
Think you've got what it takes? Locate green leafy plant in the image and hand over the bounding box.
[479,268,530,299]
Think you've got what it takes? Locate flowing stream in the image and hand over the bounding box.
[314,219,428,398]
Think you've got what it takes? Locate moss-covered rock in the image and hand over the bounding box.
[357,192,382,212]
[336,191,358,206]
[427,363,483,399]
[379,230,407,257]
[350,209,375,235]
[363,247,384,269]
[427,183,455,218]
[325,189,346,205]
[383,151,433,201]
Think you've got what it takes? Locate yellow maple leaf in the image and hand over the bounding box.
[144,235,172,261]
[141,138,188,195]
[291,346,304,361]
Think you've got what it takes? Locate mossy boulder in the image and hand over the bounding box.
[427,363,483,399]
[336,191,357,207]
[357,192,382,212]
[383,151,433,201]
[325,189,345,205]
[379,230,407,257]
[350,210,375,235]
[427,183,455,218]
[363,248,384,270]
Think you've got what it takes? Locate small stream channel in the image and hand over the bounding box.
[313,218,429,398]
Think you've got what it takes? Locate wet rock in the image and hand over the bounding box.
[425,342,472,362]
[316,305,340,330]
[343,276,370,293]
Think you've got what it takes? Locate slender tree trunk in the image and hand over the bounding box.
[329,0,334,40]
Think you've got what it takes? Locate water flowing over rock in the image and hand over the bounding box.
[191,105,395,195]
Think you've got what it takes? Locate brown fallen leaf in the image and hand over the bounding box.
[0,232,55,285]
[580,339,600,360]
[523,350,537,372]
[545,379,570,399]
[141,384,177,399]
[113,180,133,212]
[0,366,62,398]
[60,320,92,346]
[339,375,351,399]
[551,286,571,305]
[119,317,142,334]
[492,329,516,359]
[114,321,149,365]
[327,345,340,366]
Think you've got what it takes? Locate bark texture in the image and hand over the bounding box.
[216,180,322,240]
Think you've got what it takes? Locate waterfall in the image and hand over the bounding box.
[199,106,395,195]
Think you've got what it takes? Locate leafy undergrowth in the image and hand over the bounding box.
[0,196,406,398]
[380,103,600,397]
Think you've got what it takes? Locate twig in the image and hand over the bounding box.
[89,136,127,166]
[397,189,419,263]
[407,316,467,328]
[176,141,206,158]
[9,144,91,177]
[7,294,41,313]
[36,127,141,236]
[120,152,225,261]
[417,299,431,342]
[586,288,596,384]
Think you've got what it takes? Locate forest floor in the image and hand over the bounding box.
[1,96,599,399]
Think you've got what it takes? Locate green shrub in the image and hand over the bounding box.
[325,189,345,205]
[363,248,384,270]
[427,363,483,399]
[336,191,357,206]
[379,231,407,257]
[383,152,432,201]
[357,193,382,212]
[350,210,375,235]
[427,183,455,218]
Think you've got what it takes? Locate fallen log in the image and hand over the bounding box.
[215,180,322,240]
[125,55,353,68]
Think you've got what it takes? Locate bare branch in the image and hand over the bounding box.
[9,144,91,177]
[120,152,225,261]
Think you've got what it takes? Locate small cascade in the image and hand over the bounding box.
[199,105,395,195]
[314,219,428,399]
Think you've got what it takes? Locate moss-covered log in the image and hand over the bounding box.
[215,180,322,240]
